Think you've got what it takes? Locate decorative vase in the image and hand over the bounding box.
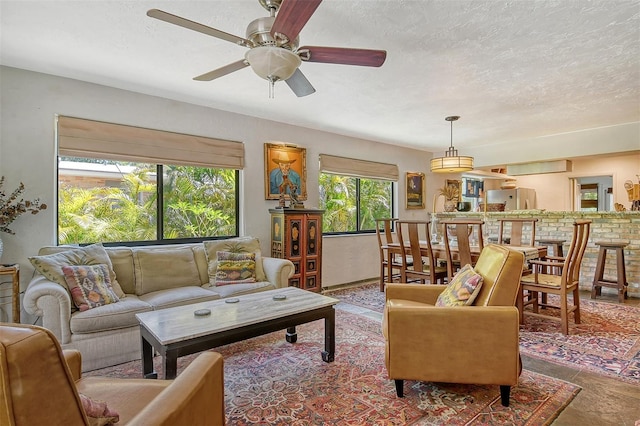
[444,200,457,212]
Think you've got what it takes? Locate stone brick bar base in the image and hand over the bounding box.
[435,211,639,298]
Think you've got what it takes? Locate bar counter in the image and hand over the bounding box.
[434,210,639,297]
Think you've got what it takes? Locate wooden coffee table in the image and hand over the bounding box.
[135,287,339,379]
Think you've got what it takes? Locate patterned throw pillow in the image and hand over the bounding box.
[79,393,120,426]
[214,251,257,286]
[62,264,120,311]
[203,237,267,284]
[29,243,124,298]
[435,264,484,307]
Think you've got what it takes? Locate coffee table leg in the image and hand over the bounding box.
[322,308,335,362]
[286,326,298,343]
[141,337,157,379]
[164,351,178,380]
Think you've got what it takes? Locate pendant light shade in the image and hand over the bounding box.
[430,116,474,173]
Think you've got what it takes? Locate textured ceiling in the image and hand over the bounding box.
[1,0,639,153]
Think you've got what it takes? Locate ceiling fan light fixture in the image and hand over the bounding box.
[245,45,301,82]
[430,115,474,173]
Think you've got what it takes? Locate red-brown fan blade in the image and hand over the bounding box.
[270,0,322,43]
[299,46,387,67]
[193,60,249,81]
[148,9,251,47]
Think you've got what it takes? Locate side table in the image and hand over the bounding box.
[0,264,20,323]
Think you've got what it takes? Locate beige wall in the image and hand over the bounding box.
[0,66,431,314]
[511,154,640,211]
[1,65,639,319]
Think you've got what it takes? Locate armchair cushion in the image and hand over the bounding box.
[435,264,483,307]
[62,264,120,311]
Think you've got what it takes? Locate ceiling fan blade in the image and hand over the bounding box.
[270,0,322,43]
[193,60,249,81]
[285,69,316,97]
[298,46,387,67]
[147,9,251,47]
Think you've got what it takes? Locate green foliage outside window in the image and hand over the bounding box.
[58,160,236,244]
[319,173,393,233]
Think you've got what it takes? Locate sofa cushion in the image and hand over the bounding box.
[62,264,120,312]
[70,295,152,334]
[203,237,267,284]
[214,251,256,285]
[207,280,275,299]
[133,246,201,295]
[191,244,209,285]
[106,247,135,294]
[29,243,125,299]
[435,264,484,307]
[139,286,221,310]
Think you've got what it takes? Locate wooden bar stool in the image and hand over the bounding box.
[591,241,629,303]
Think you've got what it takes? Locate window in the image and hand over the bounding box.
[58,158,238,245]
[318,154,398,235]
[56,116,244,245]
[319,174,394,234]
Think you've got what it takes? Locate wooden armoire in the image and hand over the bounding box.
[269,208,324,292]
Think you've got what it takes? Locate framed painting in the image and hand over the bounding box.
[264,143,307,200]
[464,178,483,198]
[406,172,425,209]
[446,179,463,202]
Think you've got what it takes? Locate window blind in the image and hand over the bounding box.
[319,154,399,181]
[57,116,244,169]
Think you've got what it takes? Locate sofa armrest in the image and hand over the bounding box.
[261,256,294,288]
[384,304,520,384]
[385,283,444,305]
[23,275,73,344]
[129,352,225,426]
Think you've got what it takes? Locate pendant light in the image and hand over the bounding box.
[430,115,474,173]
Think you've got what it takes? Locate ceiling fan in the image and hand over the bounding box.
[147,0,387,97]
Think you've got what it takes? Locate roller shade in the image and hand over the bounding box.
[319,154,398,181]
[57,116,244,169]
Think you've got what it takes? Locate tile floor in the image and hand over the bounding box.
[336,290,640,426]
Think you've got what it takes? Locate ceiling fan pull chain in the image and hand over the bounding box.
[269,79,275,99]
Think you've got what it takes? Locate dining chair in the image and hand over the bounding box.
[396,220,447,284]
[375,218,402,291]
[517,220,591,334]
[497,218,538,247]
[441,219,485,282]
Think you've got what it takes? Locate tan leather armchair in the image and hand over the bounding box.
[0,323,225,425]
[382,244,525,407]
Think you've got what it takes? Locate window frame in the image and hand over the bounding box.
[56,159,240,247]
[320,173,395,236]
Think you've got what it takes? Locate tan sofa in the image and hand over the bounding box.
[23,240,294,372]
[1,323,225,426]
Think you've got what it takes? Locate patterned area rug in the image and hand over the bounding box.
[87,310,578,425]
[328,283,640,385]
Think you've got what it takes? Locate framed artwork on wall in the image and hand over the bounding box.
[406,172,425,209]
[464,178,483,198]
[264,143,307,201]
